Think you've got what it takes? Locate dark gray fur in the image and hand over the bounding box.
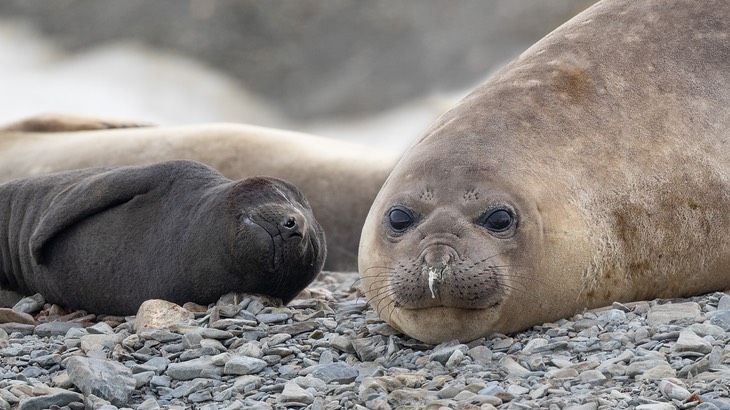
[0,160,326,315]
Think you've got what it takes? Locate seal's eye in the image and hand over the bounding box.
[480,208,514,233]
[388,207,414,232]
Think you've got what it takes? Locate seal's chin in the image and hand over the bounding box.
[389,305,505,344]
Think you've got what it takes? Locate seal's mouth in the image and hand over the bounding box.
[241,215,291,271]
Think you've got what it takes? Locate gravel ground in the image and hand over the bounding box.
[1,271,730,410]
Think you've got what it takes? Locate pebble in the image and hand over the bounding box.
[65,356,136,406]
[278,382,314,404]
[0,275,728,409]
[16,389,83,410]
[0,308,35,325]
[223,356,268,375]
[11,294,46,314]
[309,363,359,384]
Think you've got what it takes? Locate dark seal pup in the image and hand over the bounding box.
[0,160,326,315]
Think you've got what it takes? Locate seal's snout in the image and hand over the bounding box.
[421,246,457,299]
[423,263,451,299]
[280,215,304,240]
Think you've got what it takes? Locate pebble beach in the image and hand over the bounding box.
[1,271,730,410]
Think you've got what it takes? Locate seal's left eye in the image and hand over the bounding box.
[388,208,414,232]
[480,209,514,233]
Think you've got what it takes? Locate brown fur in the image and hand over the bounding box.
[359,0,730,343]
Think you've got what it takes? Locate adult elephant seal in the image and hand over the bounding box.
[0,114,398,272]
[359,0,730,343]
[0,160,326,315]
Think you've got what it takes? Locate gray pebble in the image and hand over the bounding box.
[310,363,359,384]
[11,294,45,315]
[223,356,268,375]
[16,390,83,410]
[65,356,135,407]
[278,382,314,404]
[166,357,222,381]
[709,311,730,331]
[717,295,730,311]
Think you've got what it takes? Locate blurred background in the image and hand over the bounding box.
[0,0,596,152]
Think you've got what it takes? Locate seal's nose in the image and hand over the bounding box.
[280,215,304,240]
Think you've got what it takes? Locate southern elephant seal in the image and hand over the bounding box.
[0,160,326,315]
[359,0,730,343]
[0,115,398,272]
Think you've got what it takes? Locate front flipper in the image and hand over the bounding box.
[0,113,155,133]
[28,163,167,265]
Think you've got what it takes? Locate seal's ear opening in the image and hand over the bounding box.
[29,164,160,265]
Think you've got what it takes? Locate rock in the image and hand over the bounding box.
[717,294,730,311]
[468,345,492,365]
[635,404,676,410]
[256,313,289,324]
[330,335,355,353]
[137,398,161,410]
[134,370,155,388]
[709,311,730,331]
[34,322,85,337]
[269,321,317,335]
[579,369,606,383]
[65,356,136,407]
[134,299,194,331]
[352,336,387,362]
[224,356,268,375]
[696,403,722,410]
[292,376,327,390]
[310,363,359,384]
[137,329,182,343]
[546,368,579,379]
[80,333,123,353]
[84,394,113,409]
[16,389,84,410]
[658,380,691,401]
[626,359,669,377]
[12,294,45,314]
[0,308,35,325]
[522,338,548,354]
[672,329,712,354]
[166,357,223,380]
[636,364,677,380]
[430,344,469,364]
[646,302,701,325]
[445,349,464,369]
[498,356,531,377]
[506,384,529,396]
[0,323,35,335]
[564,402,598,410]
[278,382,314,404]
[86,322,115,335]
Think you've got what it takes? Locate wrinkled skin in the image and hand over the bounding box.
[359,0,730,343]
[0,160,326,314]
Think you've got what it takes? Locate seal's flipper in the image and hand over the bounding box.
[0,113,155,133]
[29,164,163,265]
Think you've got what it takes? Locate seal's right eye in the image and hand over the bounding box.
[388,207,414,232]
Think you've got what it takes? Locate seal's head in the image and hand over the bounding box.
[227,177,326,303]
[360,163,549,343]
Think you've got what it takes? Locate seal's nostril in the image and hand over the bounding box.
[281,216,303,240]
